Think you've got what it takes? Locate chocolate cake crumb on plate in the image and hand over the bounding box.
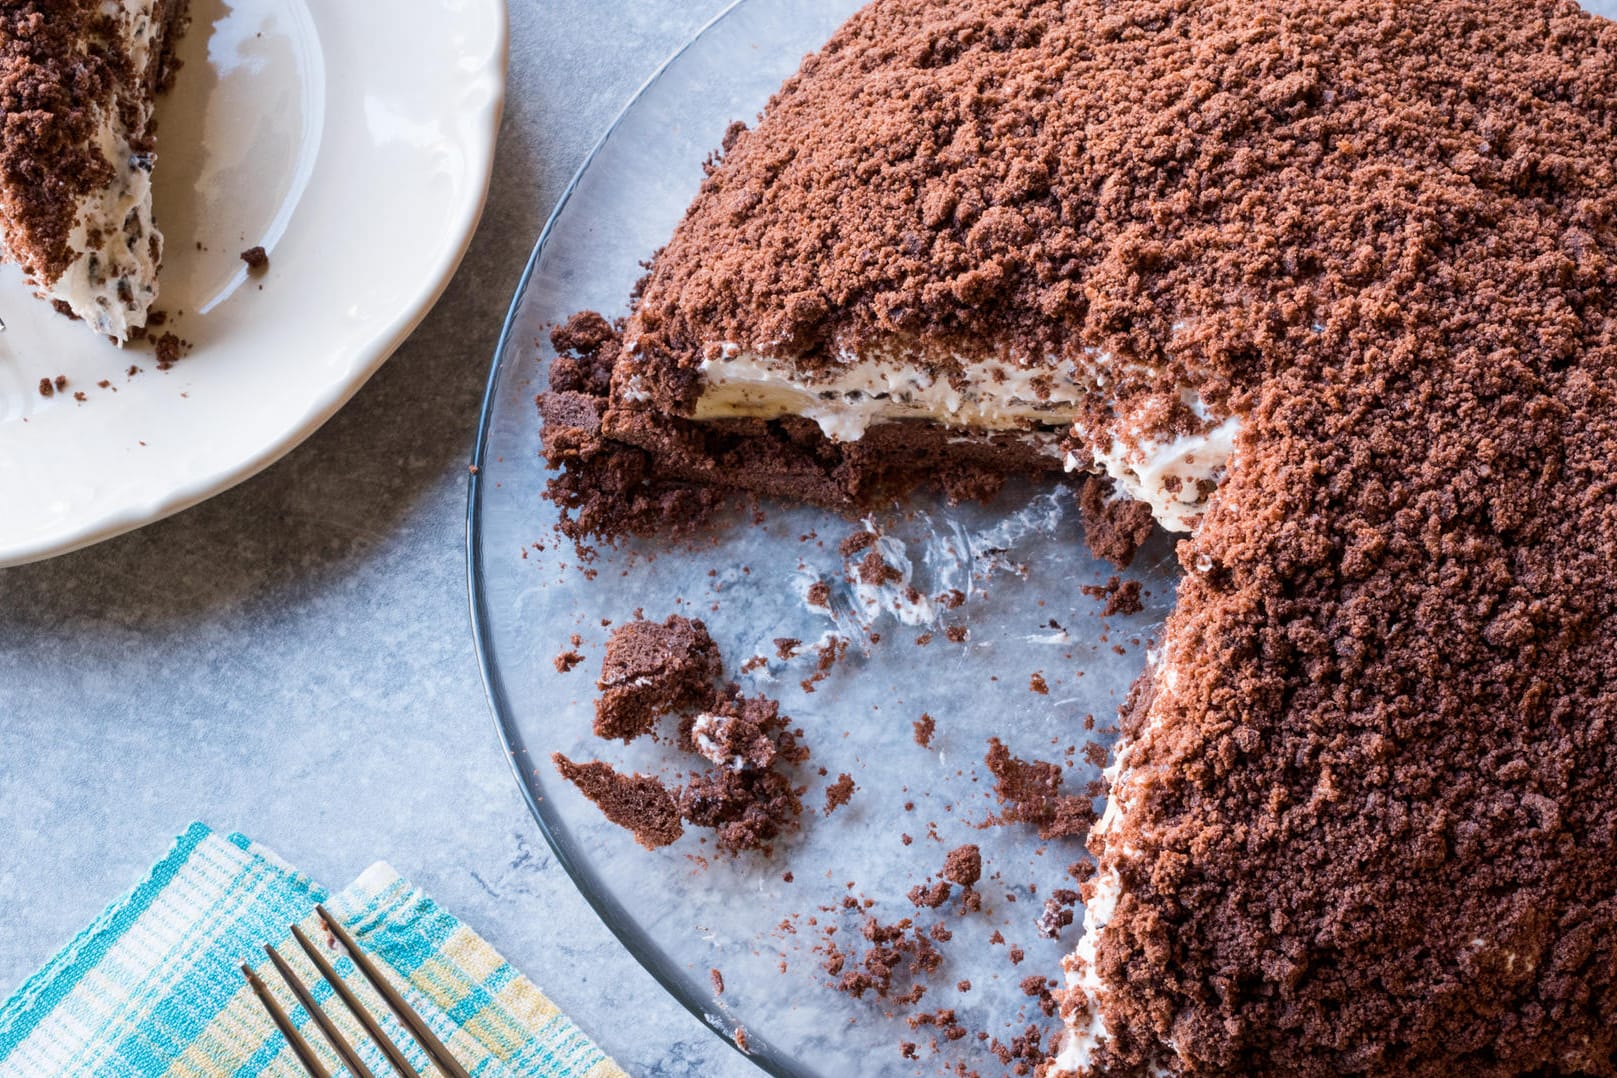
[1079,576,1143,618]
[561,615,813,858]
[551,754,683,851]
[941,845,981,888]
[594,614,721,741]
[984,740,1094,842]
[822,772,855,816]
[677,690,809,856]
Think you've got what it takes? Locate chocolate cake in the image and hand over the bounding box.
[540,0,1617,1074]
[0,0,189,341]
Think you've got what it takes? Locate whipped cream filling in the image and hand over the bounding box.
[690,713,750,772]
[692,343,1241,533]
[1069,393,1242,534]
[1053,646,1185,1077]
[40,0,166,341]
[693,345,1092,442]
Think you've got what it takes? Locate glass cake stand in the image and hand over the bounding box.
[467,1,1183,1074]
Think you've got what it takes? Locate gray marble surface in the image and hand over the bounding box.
[0,2,755,1076]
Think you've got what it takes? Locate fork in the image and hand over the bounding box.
[242,903,472,1078]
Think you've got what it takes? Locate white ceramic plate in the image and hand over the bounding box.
[0,0,506,567]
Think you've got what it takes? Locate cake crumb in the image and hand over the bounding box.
[942,844,982,887]
[839,530,877,557]
[594,615,722,741]
[676,691,809,856]
[984,739,1094,840]
[552,754,682,850]
[1037,890,1080,940]
[824,773,856,815]
[154,333,185,369]
[1081,575,1145,616]
[907,881,952,909]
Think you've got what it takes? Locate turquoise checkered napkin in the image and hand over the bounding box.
[0,823,626,1078]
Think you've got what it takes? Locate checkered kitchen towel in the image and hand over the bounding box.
[0,823,625,1077]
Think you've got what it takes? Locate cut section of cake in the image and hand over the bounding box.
[540,1,1617,1074]
[0,0,190,342]
[539,0,1250,547]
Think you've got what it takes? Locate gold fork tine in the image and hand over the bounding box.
[262,944,377,1078]
[242,964,333,1078]
[317,905,474,1078]
[290,923,421,1078]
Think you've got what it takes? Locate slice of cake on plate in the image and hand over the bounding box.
[540,0,1617,1074]
[0,0,189,342]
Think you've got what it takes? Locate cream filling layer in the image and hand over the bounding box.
[39,0,165,341]
[693,346,1091,442]
[1069,414,1242,535]
[1053,648,1186,1077]
[692,345,1240,534]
